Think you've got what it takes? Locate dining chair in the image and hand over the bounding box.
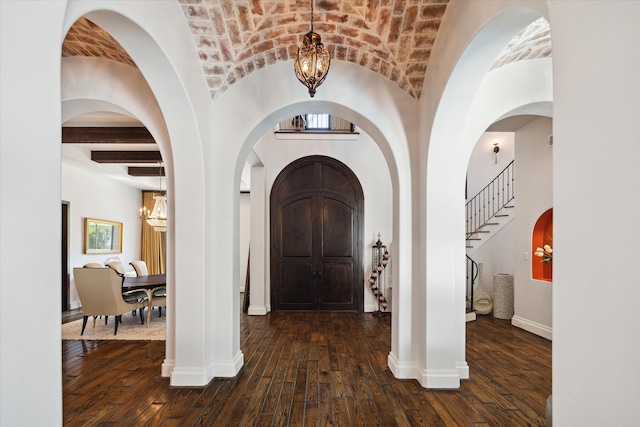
[130,260,166,319]
[83,262,104,268]
[105,260,127,275]
[82,263,109,325]
[104,260,146,316]
[150,288,167,318]
[130,260,167,319]
[129,260,149,277]
[73,267,147,335]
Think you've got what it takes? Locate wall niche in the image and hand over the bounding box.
[532,208,553,282]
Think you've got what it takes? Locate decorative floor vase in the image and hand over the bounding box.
[493,273,514,319]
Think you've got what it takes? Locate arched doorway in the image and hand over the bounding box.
[270,155,364,311]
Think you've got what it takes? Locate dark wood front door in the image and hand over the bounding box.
[271,156,363,312]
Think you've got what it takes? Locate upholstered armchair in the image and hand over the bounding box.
[83,262,104,269]
[73,267,147,335]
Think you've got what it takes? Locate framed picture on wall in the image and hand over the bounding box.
[84,218,122,254]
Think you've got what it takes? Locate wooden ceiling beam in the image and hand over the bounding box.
[62,127,155,144]
[91,151,162,163]
[128,167,165,177]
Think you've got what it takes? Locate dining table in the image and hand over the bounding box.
[122,274,166,327]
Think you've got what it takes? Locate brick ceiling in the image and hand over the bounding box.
[62,0,449,100]
[61,1,550,101]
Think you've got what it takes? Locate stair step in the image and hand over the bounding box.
[466,231,489,238]
[495,214,509,217]
[467,238,481,241]
[466,245,474,249]
[483,222,499,226]
[504,205,514,208]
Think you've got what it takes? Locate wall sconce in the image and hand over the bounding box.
[493,142,500,164]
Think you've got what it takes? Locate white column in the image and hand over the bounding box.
[248,162,268,315]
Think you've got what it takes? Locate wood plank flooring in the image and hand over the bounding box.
[63,312,551,426]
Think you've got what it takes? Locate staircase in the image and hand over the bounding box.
[465,160,515,255]
[465,161,515,320]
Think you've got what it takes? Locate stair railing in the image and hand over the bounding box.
[466,255,478,311]
[466,160,515,239]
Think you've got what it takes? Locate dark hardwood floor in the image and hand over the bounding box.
[63,312,551,426]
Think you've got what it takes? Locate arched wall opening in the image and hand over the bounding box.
[233,103,401,360]
[532,208,553,282]
[240,117,393,315]
[214,60,416,381]
[61,3,216,387]
[419,3,549,388]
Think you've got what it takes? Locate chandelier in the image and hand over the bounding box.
[141,166,167,232]
[146,194,167,232]
[294,0,330,97]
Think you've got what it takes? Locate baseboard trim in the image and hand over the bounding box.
[511,315,552,340]
[209,350,245,378]
[161,358,175,378]
[247,306,268,315]
[170,367,212,387]
[456,361,470,379]
[387,351,415,379]
[170,351,244,386]
[418,367,461,389]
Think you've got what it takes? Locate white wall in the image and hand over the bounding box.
[466,132,515,200]
[466,131,516,299]
[253,129,394,312]
[512,117,553,338]
[1,2,65,425]
[550,2,640,423]
[470,220,516,298]
[239,192,250,293]
[466,120,552,340]
[62,162,143,308]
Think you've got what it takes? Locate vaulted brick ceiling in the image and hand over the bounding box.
[61,1,551,101]
[62,0,449,100]
[179,0,449,99]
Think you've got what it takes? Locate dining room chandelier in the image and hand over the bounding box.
[143,167,167,232]
[293,0,330,97]
[146,193,167,232]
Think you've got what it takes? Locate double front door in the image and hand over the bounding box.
[271,156,363,311]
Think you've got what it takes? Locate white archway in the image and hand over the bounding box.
[207,60,418,381]
[61,3,218,386]
[418,3,549,388]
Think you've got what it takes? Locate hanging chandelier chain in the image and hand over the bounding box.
[310,0,314,32]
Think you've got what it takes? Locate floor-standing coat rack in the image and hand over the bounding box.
[368,233,390,316]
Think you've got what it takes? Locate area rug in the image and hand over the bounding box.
[62,311,165,340]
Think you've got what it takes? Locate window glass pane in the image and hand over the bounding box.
[306,113,330,129]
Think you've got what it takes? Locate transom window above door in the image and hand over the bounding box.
[276,114,357,133]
